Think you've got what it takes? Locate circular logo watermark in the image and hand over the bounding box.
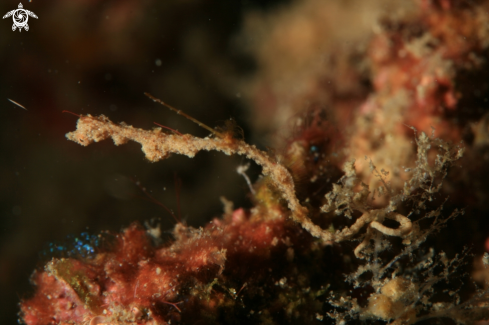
[3,3,38,32]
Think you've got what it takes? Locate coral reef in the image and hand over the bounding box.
[22,213,318,324]
[18,112,484,324]
[241,0,489,199]
[17,0,489,324]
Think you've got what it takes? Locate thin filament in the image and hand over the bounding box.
[145,92,223,138]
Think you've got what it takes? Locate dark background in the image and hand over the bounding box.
[0,1,288,323]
